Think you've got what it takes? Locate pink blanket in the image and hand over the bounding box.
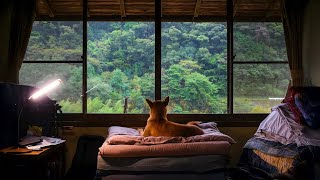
[106,122,236,145]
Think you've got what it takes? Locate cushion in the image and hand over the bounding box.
[295,93,320,129]
[106,122,236,145]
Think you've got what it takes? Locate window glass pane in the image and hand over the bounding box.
[25,21,83,61]
[87,22,155,113]
[20,64,82,113]
[233,64,290,113]
[161,22,227,114]
[234,22,287,62]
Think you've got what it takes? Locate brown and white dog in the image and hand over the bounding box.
[141,96,204,137]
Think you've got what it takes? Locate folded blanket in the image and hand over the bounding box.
[254,103,303,145]
[244,137,299,158]
[253,149,294,173]
[106,122,236,145]
[255,103,320,147]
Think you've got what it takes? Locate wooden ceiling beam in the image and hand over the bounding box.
[264,0,276,19]
[43,0,54,17]
[193,0,202,18]
[161,1,163,17]
[120,0,126,17]
[35,0,41,17]
[35,0,281,21]
[233,0,242,17]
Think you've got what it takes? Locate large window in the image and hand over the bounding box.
[24,21,83,61]
[87,22,155,113]
[20,21,83,113]
[161,22,227,114]
[233,23,290,113]
[20,21,289,117]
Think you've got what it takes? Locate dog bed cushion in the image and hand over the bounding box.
[106,122,236,145]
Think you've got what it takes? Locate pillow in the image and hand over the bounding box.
[295,93,320,129]
[108,126,140,137]
[255,103,320,147]
[304,87,320,107]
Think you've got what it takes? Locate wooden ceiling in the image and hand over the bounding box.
[36,0,281,22]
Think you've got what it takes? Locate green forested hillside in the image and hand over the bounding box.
[20,21,290,114]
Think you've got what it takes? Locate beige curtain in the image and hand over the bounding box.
[280,0,308,86]
[7,0,36,83]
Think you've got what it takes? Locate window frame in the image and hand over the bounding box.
[22,0,287,127]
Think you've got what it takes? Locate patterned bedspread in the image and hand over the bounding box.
[231,137,320,180]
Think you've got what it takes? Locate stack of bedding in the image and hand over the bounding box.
[95,122,235,180]
[235,87,320,180]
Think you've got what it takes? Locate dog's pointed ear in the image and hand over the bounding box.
[163,96,169,106]
[146,99,153,107]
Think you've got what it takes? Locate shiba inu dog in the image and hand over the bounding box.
[141,96,204,137]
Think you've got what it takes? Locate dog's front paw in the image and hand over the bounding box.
[137,128,144,136]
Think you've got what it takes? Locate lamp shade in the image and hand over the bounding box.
[17,79,62,146]
[28,79,62,100]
